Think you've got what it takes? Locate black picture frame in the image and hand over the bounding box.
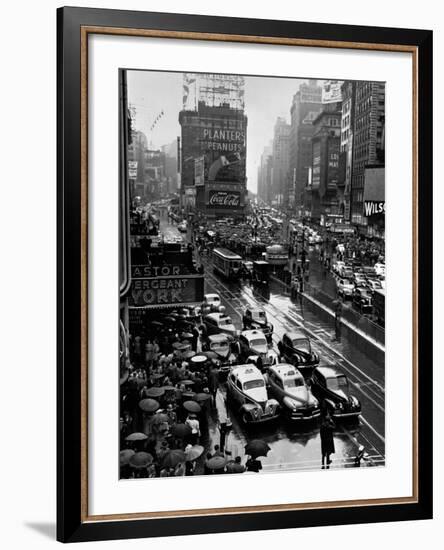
[57,6,433,543]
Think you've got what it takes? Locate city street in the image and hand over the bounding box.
[163,219,385,472]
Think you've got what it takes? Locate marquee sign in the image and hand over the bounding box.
[128,275,204,308]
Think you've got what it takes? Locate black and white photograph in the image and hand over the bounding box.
[119,70,385,479]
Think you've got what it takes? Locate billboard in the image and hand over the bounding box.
[128,275,204,308]
[194,156,205,186]
[322,80,343,104]
[207,190,241,209]
[363,166,385,219]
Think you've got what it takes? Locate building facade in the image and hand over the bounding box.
[350,81,385,228]
[339,81,357,220]
[289,80,323,212]
[306,108,342,221]
[271,117,291,207]
[179,73,247,219]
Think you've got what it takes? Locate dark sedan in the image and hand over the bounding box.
[309,366,361,419]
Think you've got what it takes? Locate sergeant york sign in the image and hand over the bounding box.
[128,276,204,308]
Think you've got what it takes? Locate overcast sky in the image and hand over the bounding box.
[127,70,310,193]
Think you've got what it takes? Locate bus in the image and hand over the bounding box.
[212,248,242,279]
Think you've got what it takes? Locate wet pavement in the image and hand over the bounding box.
[159,220,385,473]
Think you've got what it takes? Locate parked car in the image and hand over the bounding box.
[352,272,367,287]
[337,278,354,299]
[242,307,274,341]
[227,364,279,424]
[201,293,223,314]
[332,260,345,275]
[202,333,237,373]
[352,287,373,314]
[309,366,361,419]
[237,330,279,368]
[365,279,384,293]
[201,313,237,338]
[267,363,320,421]
[277,331,319,374]
[374,263,386,277]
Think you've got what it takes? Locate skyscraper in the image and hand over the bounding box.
[289,80,323,211]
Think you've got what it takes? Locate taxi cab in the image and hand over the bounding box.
[267,363,320,420]
[227,364,279,424]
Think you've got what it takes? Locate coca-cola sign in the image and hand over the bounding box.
[207,190,241,209]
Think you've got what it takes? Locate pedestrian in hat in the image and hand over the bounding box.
[320,413,335,468]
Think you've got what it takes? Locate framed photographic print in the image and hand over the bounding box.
[57,6,433,543]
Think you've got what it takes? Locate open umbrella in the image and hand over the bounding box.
[119,449,135,466]
[172,341,185,350]
[205,455,226,470]
[125,432,148,442]
[171,423,192,438]
[185,445,204,462]
[245,439,271,458]
[144,387,165,398]
[193,392,211,403]
[181,332,194,340]
[183,400,201,414]
[183,350,196,359]
[190,355,208,366]
[180,379,195,387]
[201,351,218,359]
[161,449,187,469]
[129,451,154,469]
[139,398,160,413]
[151,373,164,381]
[152,412,169,425]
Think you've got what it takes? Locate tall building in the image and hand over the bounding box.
[179,73,247,218]
[306,108,342,221]
[350,81,385,227]
[271,117,291,207]
[289,80,323,211]
[339,81,357,220]
[161,140,179,195]
[257,142,272,204]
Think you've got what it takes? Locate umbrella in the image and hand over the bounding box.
[180,379,195,387]
[193,392,212,403]
[190,355,208,365]
[161,449,187,469]
[245,439,271,458]
[119,449,135,466]
[185,445,204,462]
[152,412,169,425]
[161,385,177,392]
[151,373,164,381]
[226,461,245,473]
[129,451,154,469]
[139,398,160,413]
[183,400,201,413]
[183,350,196,359]
[201,351,218,359]
[205,456,226,470]
[172,341,185,350]
[125,432,148,442]
[181,332,194,339]
[144,387,165,398]
[171,423,192,438]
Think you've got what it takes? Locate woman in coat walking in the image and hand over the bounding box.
[320,413,335,468]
